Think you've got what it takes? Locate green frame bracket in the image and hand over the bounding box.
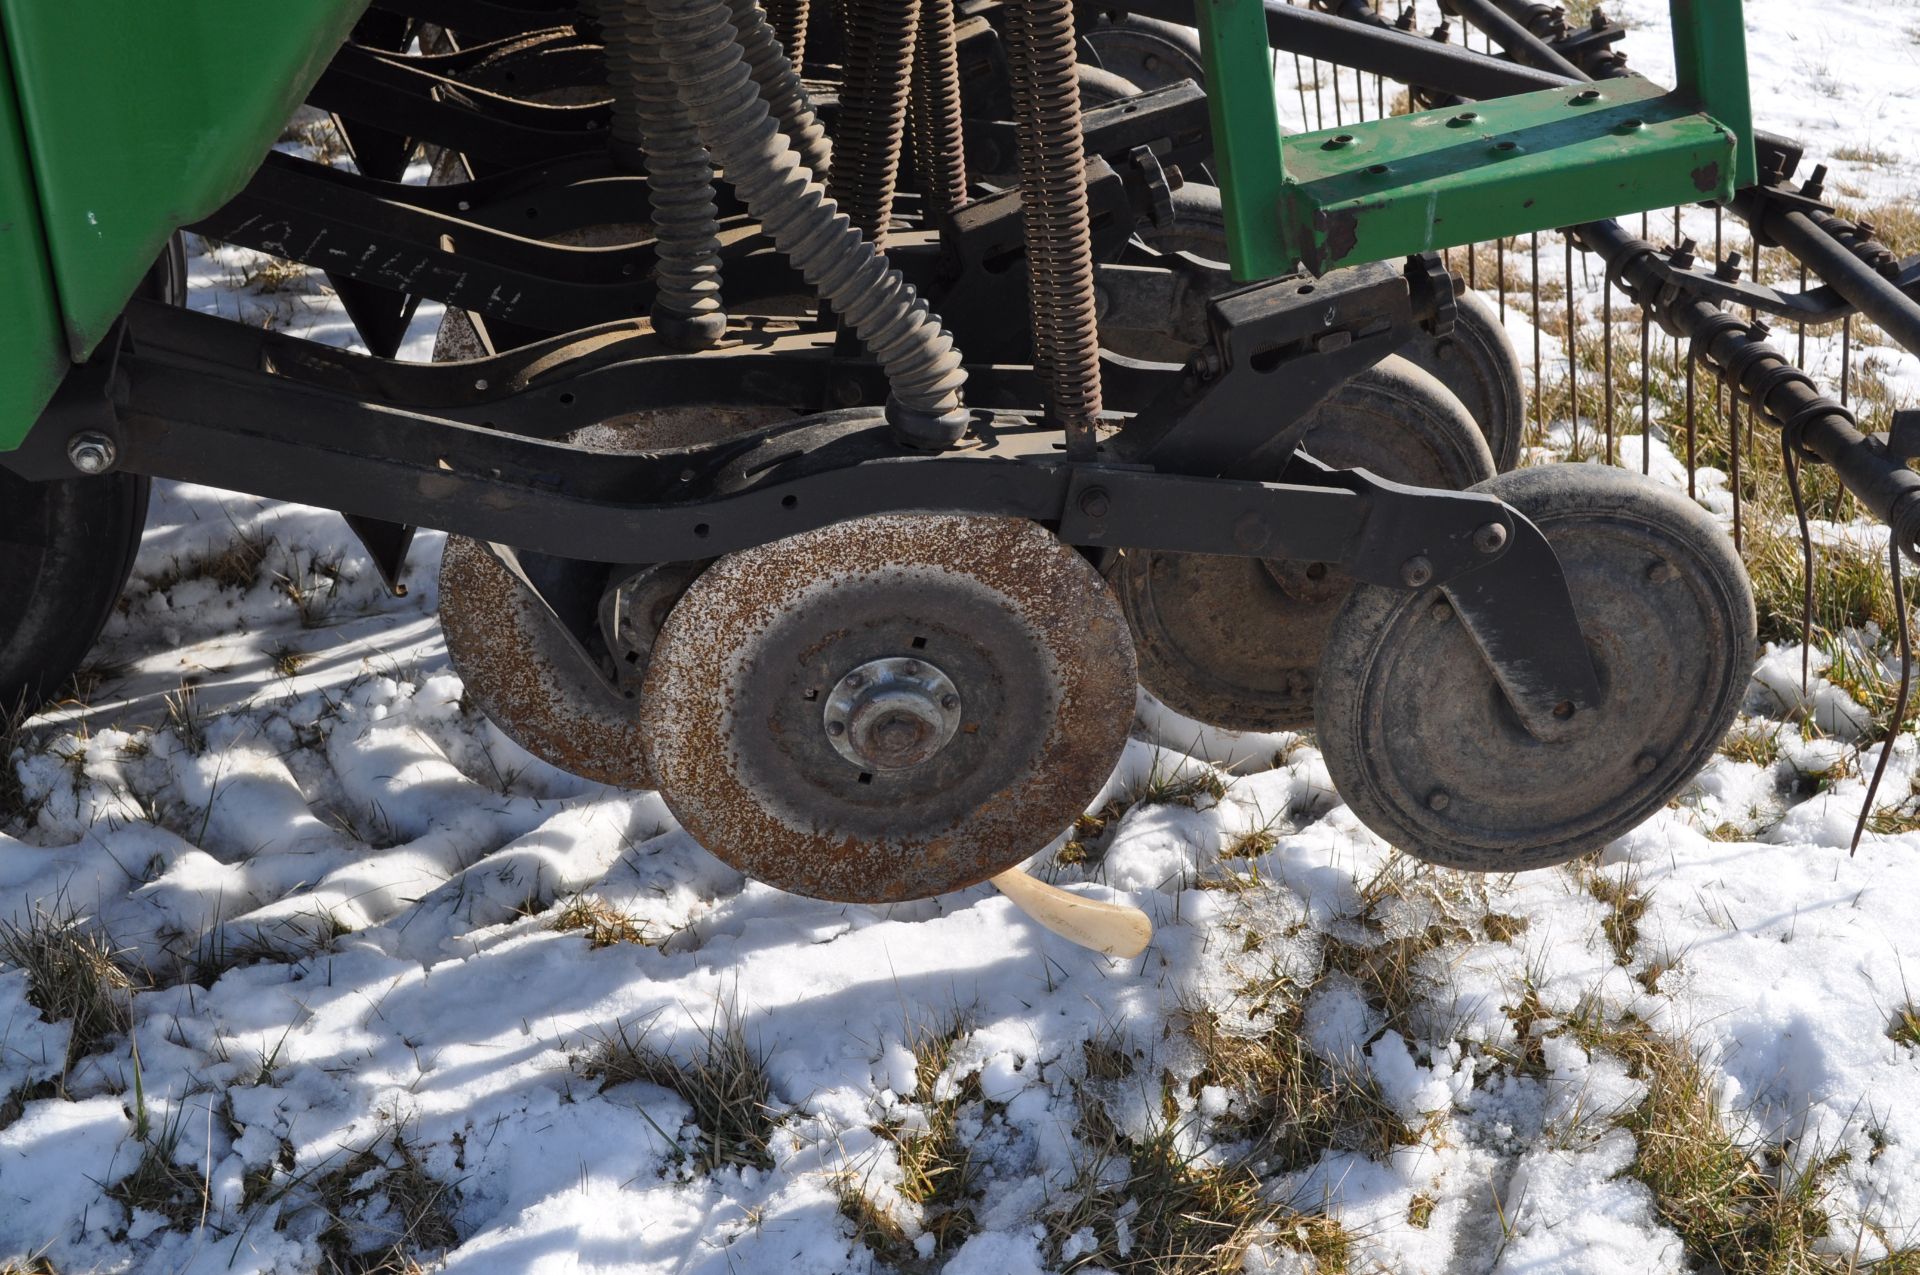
[1668,0,1755,188]
[1192,0,1754,281]
[1191,0,1293,281]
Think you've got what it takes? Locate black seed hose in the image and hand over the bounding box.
[647,0,970,444]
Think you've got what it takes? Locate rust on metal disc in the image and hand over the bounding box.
[638,514,1139,904]
[439,536,653,788]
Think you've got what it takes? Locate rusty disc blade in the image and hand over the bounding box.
[439,536,653,788]
[638,513,1139,904]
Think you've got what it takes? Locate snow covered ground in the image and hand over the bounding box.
[4,3,1920,1272]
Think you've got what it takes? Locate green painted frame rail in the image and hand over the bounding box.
[1192,0,1754,280]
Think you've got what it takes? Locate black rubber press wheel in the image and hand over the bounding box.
[1316,464,1755,872]
[0,237,182,715]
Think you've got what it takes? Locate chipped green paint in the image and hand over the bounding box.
[1280,75,1737,274]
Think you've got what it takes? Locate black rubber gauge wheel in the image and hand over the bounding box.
[0,237,183,715]
[1316,464,1756,871]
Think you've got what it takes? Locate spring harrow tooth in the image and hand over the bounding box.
[1857,540,1913,851]
[1005,0,1104,457]
[1530,230,1542,443]
[1565,233,1577,455]
[727,0,833,181]
[909,0,969,219]
[599,0,728,350]
[646,0,967,443]
[831,0,919,244]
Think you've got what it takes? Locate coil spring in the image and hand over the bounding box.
[646,0,969,442]
[830,0,919,244]
[910,0,969,218]
[727,0,833,182]
[763,0,811,67]
[1005,0,1103,454]
[599,0,727,349]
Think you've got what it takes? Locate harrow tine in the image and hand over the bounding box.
[1797,262,1809,368]
[1531,231,1542,444]
[1565,233,1577,457]
[1640,212,1651,476]
[1294,51,1310,129]
[1497,236,1507,323]
[1725,369,1741,551]
[1603,260,1614,464]
[1853,537,1912,855]
[1841,315,1854,408]
[1684,348,1697,500]
[1780,431,1814,697]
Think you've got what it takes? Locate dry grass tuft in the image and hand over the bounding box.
[835,1175,913,1260]
[549,895,652,949]
[874,1018,980,1257]
[1889,1004,1920,1050]
[583,1011,776,1172]
[1581,868,1651,968]
[1046,1105,1352,1273]
[108,1100,207,1235]
[1720,719,1785,768]
[1185,1001,1417,1174]
[144,528,273,598]
[314,1126,460,1275]
[1606,1023,1841,1273]
[0,900,133,1074]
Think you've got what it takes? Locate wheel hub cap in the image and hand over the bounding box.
[823,657,963,771]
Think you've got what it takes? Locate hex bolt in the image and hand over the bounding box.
[1446,111,1480,128]
[1552,700,1576,720]
[1646,559,1676,584]
[1322,133,1356,150]
[1400,555,1434,588]
[827,720,847,736]
[66,432,116,475]
[1427,789,1451,811]
[940,693,960,711]
[1429,599,1452,622]
[1571,88,1601,104]
[1078,486,1111,518]
[843,671,865,689]
[1472,522,1509,554]
[1634,752,1659,775]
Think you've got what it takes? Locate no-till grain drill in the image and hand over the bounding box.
[4,0,1913,941]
